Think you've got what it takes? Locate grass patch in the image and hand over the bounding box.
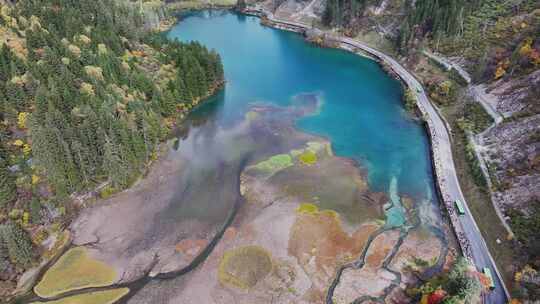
[30,288,129,304]
[34,247,117,298]
[252,154,293,176]
[218,245,272,290]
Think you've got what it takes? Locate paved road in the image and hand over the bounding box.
[248,10,509,303]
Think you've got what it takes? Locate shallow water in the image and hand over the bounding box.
[168,10,439,209]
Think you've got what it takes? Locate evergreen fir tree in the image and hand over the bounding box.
[0,159,16,207]
[0,222,34,267]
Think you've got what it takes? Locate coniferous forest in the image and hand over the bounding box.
[323,0,539,82]
[0,0,223,283]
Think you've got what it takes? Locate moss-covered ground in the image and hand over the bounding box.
[34,247,117,298]
[218,245,273,290]
[30,288,129,304]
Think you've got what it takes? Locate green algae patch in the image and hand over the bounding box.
[252,154,293,176]
[298,150,318,165]
[34,247,117,298]
[218,245,273,290]
[30,288,129,304]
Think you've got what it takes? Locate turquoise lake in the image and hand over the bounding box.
[168,10,438,213]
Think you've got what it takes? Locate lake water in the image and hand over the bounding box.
[168,10,439,209]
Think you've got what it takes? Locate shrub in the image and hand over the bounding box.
[463,102,493,133]
[403,88,417,112]
[99,185,116,199]
[464,141,487,189]
[507,204,540,261]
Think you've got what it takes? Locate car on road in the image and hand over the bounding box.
[454,199,465,215]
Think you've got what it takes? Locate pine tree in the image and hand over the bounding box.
[0,159,16,207]
[0,222,34,267]
[103,134,130,188]
[0,232,10,274]
[29,197,42,224]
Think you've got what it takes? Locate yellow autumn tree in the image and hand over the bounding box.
[18,112,29,129]
[22,144,31,156]
[519,38,533,57]
[494,66,505,79]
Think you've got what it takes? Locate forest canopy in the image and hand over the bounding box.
[0,0,224,203]
[0,0,224,282]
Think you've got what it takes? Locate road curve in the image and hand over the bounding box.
[245,8,510,303]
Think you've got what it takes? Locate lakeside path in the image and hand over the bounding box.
[243,7,509,303]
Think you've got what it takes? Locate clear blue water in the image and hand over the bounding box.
[168,10,436,203]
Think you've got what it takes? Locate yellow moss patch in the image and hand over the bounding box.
[30,288,129,304]
[296,203,339,219]
[34,247,117,298]
[298,150,317,165]
[218,245,273,290]
[296,203,319,214]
